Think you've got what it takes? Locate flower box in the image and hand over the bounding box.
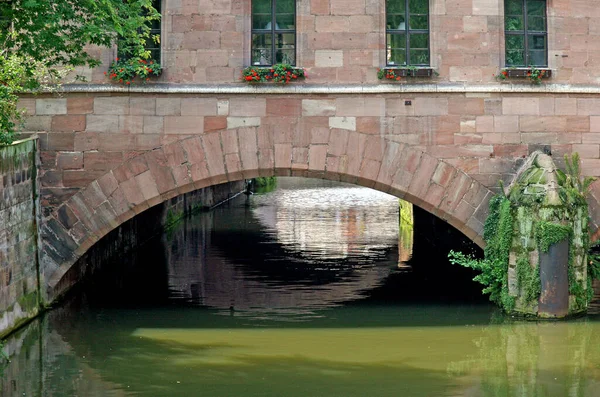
[377,67,436,81]
[496,67,552,85]
[242,64,306,84]
[106,57,161,85]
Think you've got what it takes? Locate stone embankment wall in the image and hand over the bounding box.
[0,139,41,338]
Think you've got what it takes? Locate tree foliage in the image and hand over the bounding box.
[0,0,159,145]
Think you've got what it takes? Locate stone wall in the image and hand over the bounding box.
[0,139,41,338]
[22,91,600,226]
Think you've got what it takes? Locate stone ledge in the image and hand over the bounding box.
[55,83,600,95]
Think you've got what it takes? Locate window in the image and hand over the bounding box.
[505,0,547,67]
[385,0,430,66]
[146,0,162,62]
[251,0,296,66]
[118,0,161,62]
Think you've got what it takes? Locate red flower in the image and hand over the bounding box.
[502,71,508,76]
[116,57,120,61]
[245,76,253,81]
[126,81,131,85]
[396,77,401,81]
[274,73,278,77]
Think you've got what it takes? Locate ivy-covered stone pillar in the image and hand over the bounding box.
[450,151,596,318]
[507,152,589,317]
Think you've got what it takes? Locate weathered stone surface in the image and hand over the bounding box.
[0,139,41,338]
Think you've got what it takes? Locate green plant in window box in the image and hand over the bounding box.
[106,57,161,85]
[495,66,549,85]
[241,64,306,84]
[377,66,436,81]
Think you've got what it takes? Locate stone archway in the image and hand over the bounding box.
[39,127,493,303]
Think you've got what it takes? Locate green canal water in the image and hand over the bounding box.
[2,178,600,396]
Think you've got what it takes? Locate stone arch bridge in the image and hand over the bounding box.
[23,85,600,302]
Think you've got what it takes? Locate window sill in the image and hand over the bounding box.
[378,67,437,81]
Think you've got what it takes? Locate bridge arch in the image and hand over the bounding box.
[40,127,493,302]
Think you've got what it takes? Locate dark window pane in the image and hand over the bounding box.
[409,0,428,14]
[276,0,295,13]
[276,33,296,48]
[409,15,428,30]
[253,32,273,46]
[506,0,523,15]
[506,49,525,66]
[506,34,525,50]
[527,16,546,31]
[388,33,406,49]
[253,0,271,13]
[252,49,272,65]
[276,13,295,29]
[253,14,272,30]
[409,33,428,49]
[410,49,429,65]
[505,16,523,31]
[526,0,545,15]
[388,48,407,65]
[276,49,295,64]
[387,14,407,30]
[387,32,406,65]
[386,0,406,14]
[149,49,160,62]
[275,33,295,64]
[252,33,273,65]
[528,50,546,66]
[528,34,546,50]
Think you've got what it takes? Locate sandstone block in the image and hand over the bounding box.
[36,99,67,115]
[156,98,181,116]
[227,117,261,129]
[315,50,344,67]
[329,117,356,131]
[94,97,129,115]
[302,100,336,116]
[181,98,218,116]
[164,116,204,134]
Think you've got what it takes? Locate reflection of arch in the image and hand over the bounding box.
[40,128,493,302]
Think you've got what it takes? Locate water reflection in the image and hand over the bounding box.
[398,200,414,268]
[166,177,399,320]
[3,177,600,396]
[4,307,600,396]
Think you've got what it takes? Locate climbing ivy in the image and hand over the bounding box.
[450,153,600,315]
[516,256,540,304]
[449,194,515,311]
[536,221,572,253]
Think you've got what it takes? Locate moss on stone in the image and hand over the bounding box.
[450,152,594,317]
